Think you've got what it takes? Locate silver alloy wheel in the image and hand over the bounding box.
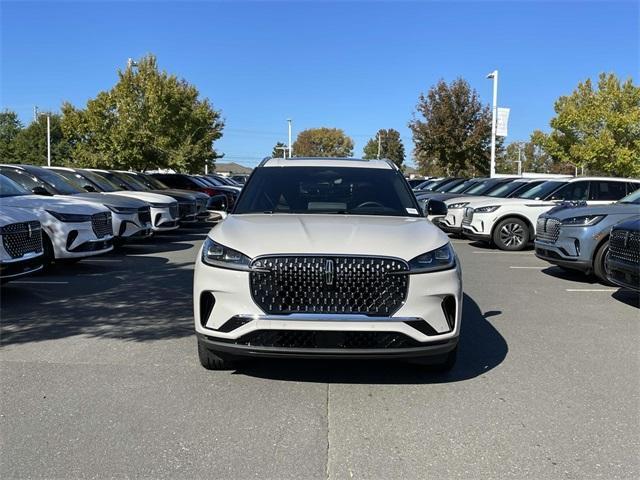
[500,222,525,247]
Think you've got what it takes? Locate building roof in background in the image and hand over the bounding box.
[214,162,253,174]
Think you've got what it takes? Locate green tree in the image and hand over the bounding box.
[9,113,71,166]
[362,128,405,169]
[409,78,498,176]
[271,141,289,158]
[0,110,23,163]
[61,54,224,172]
[531,73,640,177]
[292,127,354,157]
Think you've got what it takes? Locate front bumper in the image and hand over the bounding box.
[462,213,493,242]
[606,257,640,292]
[0,252,44,280]
[44,220,114,259]
[440,209,464,234]
[193,256,463,358]
[150,207,179,231]
[534,238,591,273]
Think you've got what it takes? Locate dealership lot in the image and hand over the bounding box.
[1,227,638,479]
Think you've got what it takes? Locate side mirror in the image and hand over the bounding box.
[83,184,97,192]
[425,199,447,217]
[207,194,228,212]
[31,186,52,196]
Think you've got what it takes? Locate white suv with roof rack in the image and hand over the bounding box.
[194,157,462,371]
[462,177,640,250]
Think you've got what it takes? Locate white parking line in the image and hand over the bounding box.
[509,266,544,269]
[565,288,617,292]
[472,251,532,255]
[10,281,69,285]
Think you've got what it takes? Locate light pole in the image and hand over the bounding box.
[287,119,292,158]
[486,70,499,178]
[35,107,51,167]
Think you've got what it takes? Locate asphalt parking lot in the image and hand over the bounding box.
[1,226,638,480]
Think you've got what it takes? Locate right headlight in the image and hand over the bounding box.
[474,205,501,213]
[201,237,252,271]
[447,202,469,209]
[45,210,92,222]
[408,243,456,273]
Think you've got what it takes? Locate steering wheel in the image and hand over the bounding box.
[354,201,385,209]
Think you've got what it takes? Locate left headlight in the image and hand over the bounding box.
[447,202,469,209]
[45,210,92,222]
[408,243,456,273]
[561,215,605,226]
[201,237,252,270]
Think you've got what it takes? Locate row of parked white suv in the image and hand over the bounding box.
[0,165,231,282]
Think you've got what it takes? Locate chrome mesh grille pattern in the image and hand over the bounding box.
[609,230,640,265]
[536,217,561,244]
[462,207,474,225]
[234,330,420,349]
[1,221,42,259]
[137,207,151,225]
[178,202,197,218]
[91,212,112,238]
[249,256,409,316]
[169,203,179,219]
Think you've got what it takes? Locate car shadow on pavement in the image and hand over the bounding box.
[233,293,508,384]
[0,250,198,346]
[540,266,600,284]
[467,240,534,251]
[611,289,640,308]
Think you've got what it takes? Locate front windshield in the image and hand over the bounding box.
[118,172,150,191]
[0,174,31,197]
[27,167,84,195]
[518,181,565,200]
[234,166,421,217]
[619,188,640,204]
[436,179,466,193]
[487,181,540,198]
[79,170,120,192]
[95,171,137,190]
[0,168,55,194]
[141,174,169,189]
[415,179,438,190]
[465,179,509,195]
[447,179,478,194]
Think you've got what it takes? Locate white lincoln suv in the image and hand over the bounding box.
[193,158,462,370]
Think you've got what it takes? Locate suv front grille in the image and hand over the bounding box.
[536,217,561,244]
[169,203,179,219]
[249,256,409,316]
[1,221,43,259]
[138,207,151,225]
[91,212,113,238]
[609,229,640,265]
[233,330,420,349]
[462,207,474,225]
[178,201,197,218]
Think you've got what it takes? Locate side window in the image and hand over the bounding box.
[549,181,589,201]
[589,181,627,201]
[627,182,640,195]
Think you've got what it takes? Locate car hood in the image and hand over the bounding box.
[146,189,197,201]
[210,214,450,260]
[0,206,40,225]
[1,194,109,214]
[468,197,545,209]
[542,202,640,219]
[69,192,148,208]
[103,191,176,204]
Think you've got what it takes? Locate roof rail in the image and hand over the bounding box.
[257,156,272,168]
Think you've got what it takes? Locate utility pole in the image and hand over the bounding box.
[517,142,522,176]
[287,119,292,158]
[377,131,382,159]
[486,70,499,178]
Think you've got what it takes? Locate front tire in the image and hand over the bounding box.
[493,218,530,251]
[197,338,233,370]
[593,240,613,285]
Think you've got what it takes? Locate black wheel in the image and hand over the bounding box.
[593,240,613,285]
[197,338,233,370]
[40,232,55,271]
[493,218,530,251]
